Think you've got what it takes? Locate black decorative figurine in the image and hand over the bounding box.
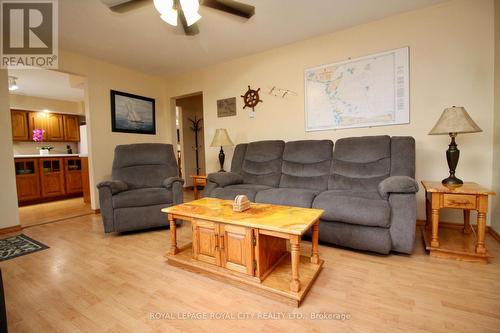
[429,106,482,186]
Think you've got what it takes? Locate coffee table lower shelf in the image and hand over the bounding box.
[166,245,324,307]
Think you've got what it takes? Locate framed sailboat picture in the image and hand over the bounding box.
[110,90,156,135]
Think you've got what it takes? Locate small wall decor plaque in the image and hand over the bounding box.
[216,97,237,117]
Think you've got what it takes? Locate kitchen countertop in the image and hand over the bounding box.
[14,154,81,158]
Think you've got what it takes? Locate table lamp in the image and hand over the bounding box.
[210,128,234,172]
[428,106,482,186]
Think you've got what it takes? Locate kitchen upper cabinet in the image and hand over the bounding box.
[28,112,48,141]
[46,113,64,141]
[63,115,80,141]
[11,110,29,141]
[14,110,81,142]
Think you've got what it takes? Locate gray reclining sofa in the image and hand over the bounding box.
[97,143,184,233]
[205,136,418,254]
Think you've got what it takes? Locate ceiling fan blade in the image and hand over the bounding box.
[178,9,200,36]
[105,0,152,13]
[201,0,255,19]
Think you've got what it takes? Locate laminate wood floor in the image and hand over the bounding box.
[19,197,93,228]
[1,207,499,332]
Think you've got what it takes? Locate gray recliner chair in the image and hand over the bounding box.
[97,143,184,233]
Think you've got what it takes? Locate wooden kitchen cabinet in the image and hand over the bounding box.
[46,113,64,141]
[64,157,82,194]
[39,158,65,197]
[14,159,41,202]
[63,115,80,141]
[13,110,81,142]
[192,220,254,275]
[28,112,48,141]
[11,110,30,141]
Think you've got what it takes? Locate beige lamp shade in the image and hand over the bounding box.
[429,106,482,135]
[210,128,234,147]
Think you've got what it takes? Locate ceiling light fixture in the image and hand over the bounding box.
[153,0,201,27]
[8,76,18,91]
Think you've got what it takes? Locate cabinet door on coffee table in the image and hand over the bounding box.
[192,220,220,266]
[219,224,254,276]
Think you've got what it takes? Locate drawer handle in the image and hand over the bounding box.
[220,235,225,251]
[448,200,472,205]
[214,233,219,251]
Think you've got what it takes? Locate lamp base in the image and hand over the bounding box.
[442,133,463,187]
[218,146,226,172]
[441,176,463,186]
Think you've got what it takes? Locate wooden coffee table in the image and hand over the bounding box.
[162,198,324,306]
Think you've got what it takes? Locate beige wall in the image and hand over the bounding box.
[0,70,20,228]
[166,0,495,224]
[177,94,206,187]
[493,0,500,233]
[10,94,84,115]
[56,50,171,209]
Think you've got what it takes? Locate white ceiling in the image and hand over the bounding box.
[8,69,85,102]
[60,0,447,77]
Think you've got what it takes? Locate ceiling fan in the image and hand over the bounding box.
[101,0,255,36]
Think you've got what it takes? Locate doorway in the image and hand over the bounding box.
[174,93,206,197]
[8,68,93,227]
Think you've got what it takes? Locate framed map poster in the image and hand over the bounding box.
[304,47,409,131]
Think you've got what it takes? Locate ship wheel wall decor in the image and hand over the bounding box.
[241,85,263,111]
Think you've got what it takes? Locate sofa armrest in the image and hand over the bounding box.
[378,176,419,199]
[162,177,185,189]
[96,180,128,194]
[97,185,116,233]
[207,172,243,187]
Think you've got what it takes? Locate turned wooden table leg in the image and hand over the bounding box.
[476,213,487,254]
[431,208,440,248]
[463,209,472,234]
[193,184,199,200]
[169,214,178,255]
[290,235,301,293]
[476,195,488,254]
[425,195,431,230]
[311,221,320,264]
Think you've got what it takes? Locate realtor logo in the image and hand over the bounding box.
[1,0,58,68]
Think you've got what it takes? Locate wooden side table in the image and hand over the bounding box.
[191,175,207,200]
[421,181,495,263]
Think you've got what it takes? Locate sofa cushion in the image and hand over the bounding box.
[279,140,332,191]
[232,141,285,187]
[211,184,271,201]
[329,136,391,191]
[112,188,173,208]
[314,220,392,254]
[313,190,390,227]
[255,188,319,208]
